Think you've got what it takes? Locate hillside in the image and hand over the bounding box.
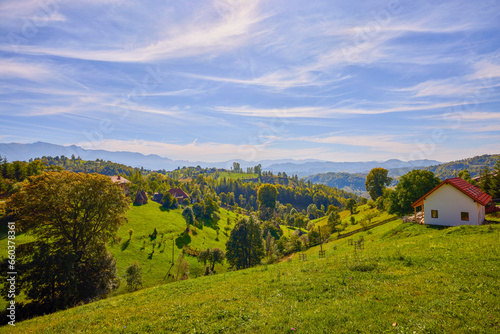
[4,218,499,333]
[304,172,368,197]
[305,154,500,195]
[0,201,240,309]
[108,202,240,295]
[424,154,500,179]
[0,142,440,176]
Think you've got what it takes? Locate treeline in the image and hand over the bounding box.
[133,171,362,213]
[304,172,367,195]
[0,155,139,196]
[0,157,47,195]
[423,154,500,180]
[35,155,138,176]
[367,159,500,217]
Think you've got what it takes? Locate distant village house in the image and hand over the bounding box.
[108,175,131,194]
[152,193,164,203]
[168,188,189,204]
[411,177,492,226]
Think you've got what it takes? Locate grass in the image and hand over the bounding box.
[108,201,240,295]
[215,172,258,180]
[4,218,500,333]
[310,205,396,237]
[0,201,241,309]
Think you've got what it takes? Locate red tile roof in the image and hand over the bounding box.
[412,177,492,208]
[167,188,189,199]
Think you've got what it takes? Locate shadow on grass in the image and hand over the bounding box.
[159,205,171,212]
[175,232,191,249]
[200,217,222,231]
[121,238,131,251]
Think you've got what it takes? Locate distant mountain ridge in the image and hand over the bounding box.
[0,141,441,174]
[266,158,441,176]
[304,153,500,197]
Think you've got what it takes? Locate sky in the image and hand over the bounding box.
[1,0,500,163]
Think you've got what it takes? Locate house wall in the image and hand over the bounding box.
[424,184,483,226]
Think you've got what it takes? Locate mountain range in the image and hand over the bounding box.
[0,142,441,176]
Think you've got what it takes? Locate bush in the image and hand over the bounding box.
[125,262,143,291]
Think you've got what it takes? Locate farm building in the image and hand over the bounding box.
[152,193,164,203]
[168,188,189,204]
[134,190,148,205]
[411,177,492,226]
[108,175,131,193]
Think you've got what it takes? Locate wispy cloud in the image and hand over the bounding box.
[0,59,53,81]
[292,133,414,154]
[6,1,269,62]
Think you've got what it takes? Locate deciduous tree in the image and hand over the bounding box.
[365,168,392,200]
[388,169,440,215]
[3,171,128,311]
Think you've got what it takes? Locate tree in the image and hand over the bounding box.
[197,248,225,274]
[491,160,500,199]
[345,198,357,214]
[327,208,341,233]
[125,262,143,291]
[307,203,319,219]
[162,192,178,209]
[458,170,472,182]
[388,169,441,215]
[257,184,278,221]
[225,216,265,270]
[4,171,128,310]
[365,168,392,200]
[360,211,378,230]
[182,206,195,230]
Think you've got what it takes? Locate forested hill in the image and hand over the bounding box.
[34,155,138,176]
[423,154,500,179]
[304,172,368,197]
[304,154,500,196]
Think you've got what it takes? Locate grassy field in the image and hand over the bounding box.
[0,201,241,308]
[108,201,241,295]
[310,205,396,237]
[215,172,258,180]
[4,218,499,333]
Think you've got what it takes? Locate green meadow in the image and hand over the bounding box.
[0,201,240,308]
[3,218,499,333]
[215,172,258,180]
[109,201,240,294]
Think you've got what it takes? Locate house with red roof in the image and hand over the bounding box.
[412,177,492,226]
[167,188,189,204]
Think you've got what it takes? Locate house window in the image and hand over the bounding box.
[461,212,469,221]
[431,210,438,218]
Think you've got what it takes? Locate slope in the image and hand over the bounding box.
[5,220,499,333]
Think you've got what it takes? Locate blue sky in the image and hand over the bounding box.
[1,0,499,163]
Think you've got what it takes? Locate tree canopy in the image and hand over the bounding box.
[257,184,278,220]
[365,168,392,200]
[3,171,129,313]
[225,216,265,270]
[387,169,441,215]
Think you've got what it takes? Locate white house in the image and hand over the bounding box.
[411,177,492,227]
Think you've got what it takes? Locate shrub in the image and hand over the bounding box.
[125,262,143,291]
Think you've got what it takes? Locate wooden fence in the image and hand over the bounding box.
[307,216,400,248]
[334,216,399,240]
